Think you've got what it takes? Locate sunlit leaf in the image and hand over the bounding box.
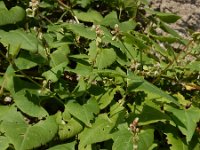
[138,129,154,150]
[0,136,10,150]
[96,48,117,69]
[157,12,181,23]
[97,88,118,109]
[166,132,188,150]
[186,61,200,71]
[165,106,200,143]
[159,21,189,45]
[14,51,46,70]
[127,73,180,106]
[42,62,68,82]
[0,29,40,53]
[125,33,149,50]
[78,114,114,149]
[58,118,83,140]
[50,43,70,67]
[101,11,119,27]
[13,90,48,118]
[65,99,99,127]
[74,9,103,23]
[136,104,171,125]
[112,123,154,150]
[66,23,96,40]
[76,0,92,8]
[47,142,76,150]
[112,123,133,150]
[0,1,25,26]
[1,108,58,150]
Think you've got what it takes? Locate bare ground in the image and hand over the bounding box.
[150,0,200,36]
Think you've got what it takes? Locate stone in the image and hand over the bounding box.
[150,0,200,36]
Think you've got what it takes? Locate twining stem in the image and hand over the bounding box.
[57,0,79,23]
[152,39,193,83]
[0,72,44,80]
[39,14,53,24]
[0,50,63,104]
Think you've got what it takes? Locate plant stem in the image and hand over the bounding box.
[152,39,193,83]
[57,0,79,23]
[0,72,44,80]
[0,50,63,104]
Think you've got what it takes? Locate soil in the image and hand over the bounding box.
[149,0,200,36]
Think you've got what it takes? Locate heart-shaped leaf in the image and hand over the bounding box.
[0,1,25,26]
[1,108,58,150]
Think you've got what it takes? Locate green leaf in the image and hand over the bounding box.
[110,101,125,118]
[160,21,180,37]
[0,106,13,120]
[173,93,191,106]
[96,48,117,69]
[112,124,154,150]
[14,51,46,70]
[151,41,169,58]
[68,61,93,76]
[1,65,15,94]
[145,8,181,24]
[58,118,83,140]
[166,132,188,150]
[78,114,114,149]
[151,34,179,43]
[62,108,72,122]
[1,108,58,150]
[165,106,200,143]
[156,12,181,23]
[98,88,117,109]
[54,79,71,99]
[88,84,106,96]
[47,142,76,150]
[138,129,154,150]
[39,1,52,8]
[74,9,103,23]
[50,44,70,67]
[84,97,100,115]
[42,62,68,82]
[66,23,96,40]
[112,124,133,150]
[93,69,127,78]
[123,0,138,9]
[2,65,39,94]
[65,100,99,127]
[13,90,48,118]
[88,41,98,62]
[0,136,10,150]
[0,1,6,9]
[128,73,180,106]
[162,123,188,150]
[101,11,119,27]
[122,0,138,18]
[186,61,200,71]
[136,104,171,125]
[72,77,87,96]
[76,0,92,8]
[0,1,25,26]
[125,33,149,50]
[121,42,140,60]
[0,29,40,53]
[119,20,137,32]
[189,133,200,150]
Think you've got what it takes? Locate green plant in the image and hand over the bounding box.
[0,0,199,149]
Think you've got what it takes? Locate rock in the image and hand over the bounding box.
[149,0,200,36]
